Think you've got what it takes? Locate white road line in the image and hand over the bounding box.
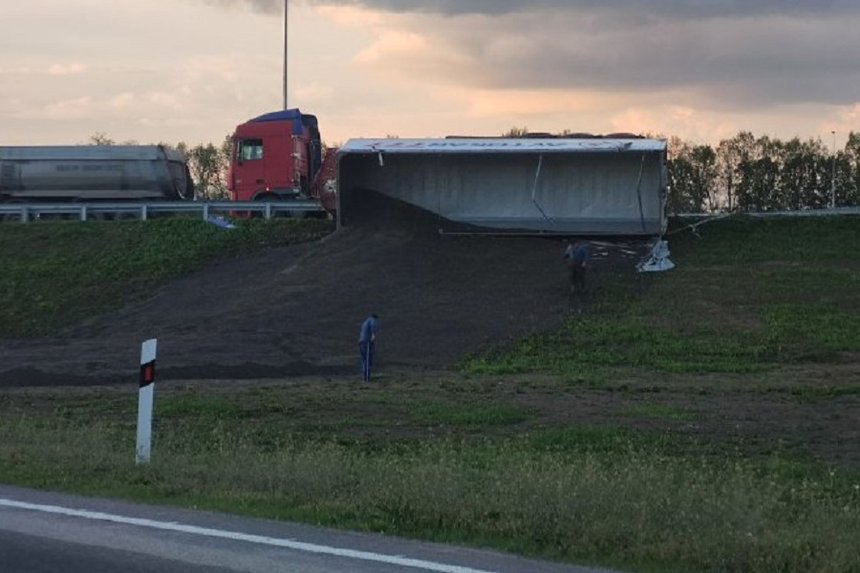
[0,498,497,573]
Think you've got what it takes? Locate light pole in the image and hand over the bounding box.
[284,0,290,109]
[831,130,837,209]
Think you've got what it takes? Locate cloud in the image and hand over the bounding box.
[195,1,860,109]
[203,0,860,19]
[0,66,34,75]
[48,63,87,76]
[843,103,860,122]
[300,2,860,110]
[198,0,282,14]
[40,97,95,121]
[293,82,335,102]
[300,0,860,18]
[196,0,860,109]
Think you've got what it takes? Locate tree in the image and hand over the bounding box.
[177,137,231,200]
[780,138,830,210]
[689,145,719,211]
[666,137,718,213]
[88,132,115,146]
[503,126,529,137]
[841,132,860,207]
[714,132,756,212]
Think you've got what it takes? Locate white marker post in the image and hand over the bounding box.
[136,339,157,465]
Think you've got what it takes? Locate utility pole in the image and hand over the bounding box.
[831,130,837,209]
[284,0,290,109]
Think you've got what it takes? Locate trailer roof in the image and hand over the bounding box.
[0,145,185,162]
[340,138,667,155]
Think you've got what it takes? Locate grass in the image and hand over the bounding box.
[466,216,859,376]
[619,402,696,422]
[0,218,333,337]
[407,399,532,427]
[2,215,860,572]
[1,392,859,573]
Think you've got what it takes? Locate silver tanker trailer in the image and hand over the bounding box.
[0,145,194,202]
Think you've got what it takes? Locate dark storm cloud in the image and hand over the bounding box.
[212,0,860,21]
[304,0,860,18]
[211,0,860,20]
[206,0,860,108]
[341,0,860,108]
[450,12,860,107]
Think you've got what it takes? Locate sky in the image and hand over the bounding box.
[1,0,858,147]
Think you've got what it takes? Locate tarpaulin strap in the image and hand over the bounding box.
[635,154,647,233]
[531,154,552,222]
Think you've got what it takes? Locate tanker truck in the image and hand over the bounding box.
[0,145,194,203]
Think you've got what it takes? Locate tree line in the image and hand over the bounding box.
[667,132,860,213]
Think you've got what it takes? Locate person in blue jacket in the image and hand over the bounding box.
[564,240,591,295]
[359,314,379,382]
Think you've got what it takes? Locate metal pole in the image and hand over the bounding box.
[284,0,290,109]
[831,130,837,209]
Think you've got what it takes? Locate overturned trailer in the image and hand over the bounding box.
[336,138,668,235]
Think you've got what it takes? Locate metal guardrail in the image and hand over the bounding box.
[0,200,326,223]
[673,207,860,219]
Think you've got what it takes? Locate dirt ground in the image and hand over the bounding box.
[504,361,860,467]
[2,191,858,467]
[0,193,648,386]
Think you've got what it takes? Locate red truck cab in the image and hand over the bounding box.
[228,109,322,202]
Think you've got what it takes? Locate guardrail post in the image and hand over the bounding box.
[265,202,272,220]
[80,206,88,222]
[20,206,28,223]
[141,204,148,221]
[203,203,210,220]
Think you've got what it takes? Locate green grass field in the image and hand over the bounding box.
[1,216,859,573]
[0,218,333,337]
[467,217,859,377]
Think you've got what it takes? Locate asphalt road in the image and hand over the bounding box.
[0,485,622,573]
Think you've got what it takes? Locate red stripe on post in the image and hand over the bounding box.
[139,360,156,388]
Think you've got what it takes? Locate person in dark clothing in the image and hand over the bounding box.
[358,314,379,382]
[563,240,591,295]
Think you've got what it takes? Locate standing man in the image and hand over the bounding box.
[563,240,591,295]
[359,314,379,382]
